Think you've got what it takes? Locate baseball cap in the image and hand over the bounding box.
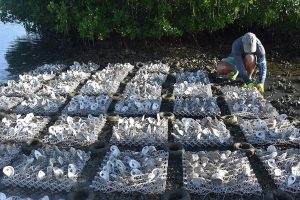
[242,32,257,53]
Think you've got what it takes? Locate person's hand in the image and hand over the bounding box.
[228,71,239,81]
[256,83,264,94]
[242,82,254,88]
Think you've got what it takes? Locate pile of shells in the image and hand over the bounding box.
[40,80,80,95]
[110,115,168,146]
[0,79,42,97]
[91,145,168,193]
[183,150,262,195]
[19,73,56,83]
[0,144,21,168]
[63,95,111,115]
[57,70,90,83]
[172,117,232,147]
[2,146,90,192]
[43,114,106,146]
[257,145,300,194]
[114,96,161,115]
[173,82,212,98]
[0,96,24,111]
[176,71,210,84]
[123,82,162,98]
[32,64,67,74]
[80,80,120,95]
[14,94,67,115]
[131,72,167,86]
[239,114,300,145]
[103,63,134,79]
[69,61,99,73]
[221,86,278,118]
[138,63,169,74]
[174,96,221,116]
[0,113,49,142]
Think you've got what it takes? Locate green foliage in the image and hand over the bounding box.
[0,0,299,40]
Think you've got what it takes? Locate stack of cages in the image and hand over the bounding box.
[114,63,169,115]
[173,71,220,116]
[2,146,90,192]
[183,150,262,195]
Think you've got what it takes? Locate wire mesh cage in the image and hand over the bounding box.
[69,61,100,73]
[114,96,161,115]
[2,146,90,192]
[257,146,300,194]
[14,94,67,116]
[91,146,169,193]
[43,114,106,147]
[183,150,262,195]
[32,64,67,74]
[0,193,50,200]
[0,144,21,169]
[0,113,50,142]
[80,80,121,95]
[173,96,221,116]
[123,82,162,98]
[137,63,170,74]
[131,72,167,86]
[176,71,210,84]
[110,115,168,146]
[172,117,232,147]
[173,82,212,98]
[0,80,42,97]
[39,80,81,95]
[0,96,24,111]
[56,70,91,83]
[239,114,300,145]
[221,86,278,118]
[63,95,112,116]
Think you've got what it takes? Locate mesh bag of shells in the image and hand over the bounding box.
[56,70,91,83]
[98,63,134,81]
[173,82,212,98]
[80,79,121,95]
[63,95,112,116]
[221,86,278,118]
[174,96,221,116]
[91,145,168,193]
[31,64,67,74]
[138,63,170,74]
[123,82,162,98]
[0,144,21,168]
[39,80,81,95]
[114,95,161,115]
[0,79,42,97]
[69,61,100,73]
[14,94,67,115]
[176,70,210,84]
[0,113,49,142]
[172,117,232,147]
[2,146,90,192]
[239,114,300,145]
[110,115,168,146]
[0,96,24,111]
[131,72,167,86]
[0,193,49,200]
[256,145,300,194]
[18,73,56,83]
[183,150,262,195]
[43,114,106,147]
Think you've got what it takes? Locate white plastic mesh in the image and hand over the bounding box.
[173,83,212,98]
[221,86,278,118]
[0,114,49,142]
[43,114,106,147]
[0,144,21,168]
[173,96,221,116]
[40,80,81,95]
[91,147,168,193]
[69,61,100,73]
[63,95,112,115]
[0,96,24,111]
[137,63,170,74]
[114,96,161,115]
[32,64,67,74]
[110,116,168,146]
[172,117,232,147]
[2,146,90,192]
[176,71,210,84]
[183,150,262,195]
[0,80,42,97]
[239,116,300,145]
[14,94,67,115]
[257,147,300,194]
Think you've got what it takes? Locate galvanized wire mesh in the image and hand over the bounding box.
[2,146,90,192]
[221,86,278,118]
[183,150,262,195]
[63,95,112,115]
[110,116,168,146]
[0,114,50,142]
[173,96,221,116]
[14,94,67,115]
[173,82,212,98]
[43,114,106,147]
[91,146,168,193]
[0,80,42,97]
[69,61,100,73]
[0,144,21,168]
[239,116,300,145]
[0,96,24,111]
[257,147,300,194]
[32,64,67,74]
[176,71,210,84]
[172,117,232,147]
[114,96,161,115]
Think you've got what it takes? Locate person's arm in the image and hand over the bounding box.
[256,40,267,84]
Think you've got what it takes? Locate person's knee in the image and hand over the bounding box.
[216,62,232,74]
[244,54,255,69]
